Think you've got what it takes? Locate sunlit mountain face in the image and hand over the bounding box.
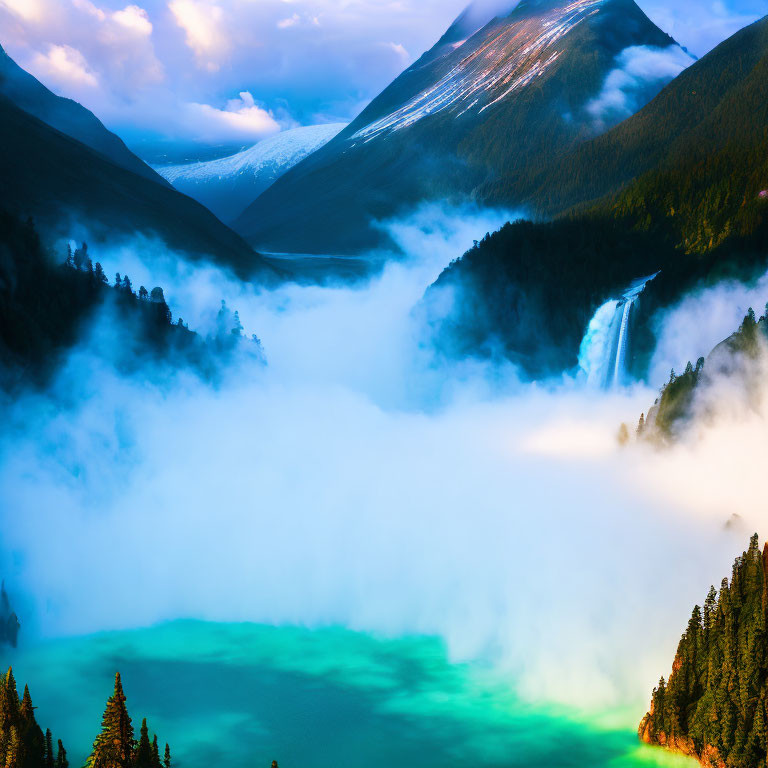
[234,0,690,254]
[352,0,611,141]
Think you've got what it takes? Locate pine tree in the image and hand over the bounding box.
[150,736,160,768]
[44,729,54,768]
[742,308,757,333]
[163,745,170,768]
[20,684,45,768]
[55,742,67,768]
[86,673,134,768]
[0,668,20,732]
[640,535,768,768]
[231,311,243,338]
[134,720,153,768]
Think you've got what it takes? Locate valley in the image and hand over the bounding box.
[1,0,768,766]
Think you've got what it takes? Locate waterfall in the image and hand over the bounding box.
[612,300,633,387]
[579,272,659,388]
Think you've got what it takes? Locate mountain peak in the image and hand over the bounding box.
[236,0,684,254]
[350,0,665,143]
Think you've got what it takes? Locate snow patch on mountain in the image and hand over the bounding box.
[352,0,605,142]
[155,123,346,221]
[159,124,346,185]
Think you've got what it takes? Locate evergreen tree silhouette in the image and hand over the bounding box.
[55,741,68,768]
[86,673,134,768]
[134,719,153,768]
[151,734,161,768]
[45,728,55,768]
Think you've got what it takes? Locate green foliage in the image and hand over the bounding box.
[640,535,768,768]
[2,669,173,768]
[84,674,169,768]
[423,16,768,379]
[0,671,47,768]
[423,216,676,376]
[0,209,265,391]
[643,309,768,439]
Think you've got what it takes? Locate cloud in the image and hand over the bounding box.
[168,0,229,71]
[1,0,164,102]
[0,0,47,22]
[112,4,154,36]
[182,91,281,142]
[0,0,763,155]
[587,44,694,127]
[649,271,768,384]
[31,44,99,88]
[277,13,301,29]
[387,42,410,62]
[641,0,766,57]
[1,204,765,718]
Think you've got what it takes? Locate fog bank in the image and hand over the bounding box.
[1,206,766,714]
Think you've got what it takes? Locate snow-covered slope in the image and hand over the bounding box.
[156,124,346,222]
[354,0,606,141]
[235,0,688,255]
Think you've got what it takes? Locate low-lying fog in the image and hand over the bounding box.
[1,205,766,714]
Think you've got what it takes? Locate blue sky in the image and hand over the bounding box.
[0,0,764,148]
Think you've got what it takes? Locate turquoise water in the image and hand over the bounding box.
[3,622,695,768]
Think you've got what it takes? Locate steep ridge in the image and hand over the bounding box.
[156,124,346,222]
[515,13,768,221]
[0,94,271,277]
[638,535,768,768]
[0,43,165,186]
[637,308,768,443]
[235,0,685,254]
[419,17,768,379]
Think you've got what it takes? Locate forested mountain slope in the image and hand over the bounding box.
[420,16,768,378]
[0,43,164,185]
[639,535,768,768]
[236,0,685,254]
[0,94,273,277]
[0,210,263,390]
[517,13,768,237]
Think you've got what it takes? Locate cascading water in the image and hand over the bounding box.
[579,273,659,388]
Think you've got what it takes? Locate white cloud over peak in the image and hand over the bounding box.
[112,4,154,36]
[0,0,763,148]
[168,0,230,70]
[183,91,281,142]
[587,44,695,127]
[31,44,99,88]
[0,0,47,22]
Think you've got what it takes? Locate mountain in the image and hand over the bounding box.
[639,535,768,768]
[0,211,264,390]
[156,124,346,223]
[636,307,768,442]
[234,0,687,254]
[516,13,768,228]
[419,16,768,379]
[0,91,273,277]
[0,43,164,185]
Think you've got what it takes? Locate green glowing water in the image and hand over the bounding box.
[5,622,695,768]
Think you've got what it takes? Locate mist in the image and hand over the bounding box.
[1,205,766,716]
